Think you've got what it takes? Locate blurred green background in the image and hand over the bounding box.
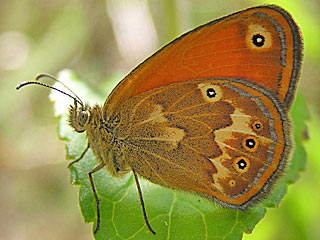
[1,0,319,239]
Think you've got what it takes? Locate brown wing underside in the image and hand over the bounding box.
[113,79,290,208]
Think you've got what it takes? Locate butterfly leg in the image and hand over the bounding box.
[68,143,90,168]
[132,169,156,235]
[117,168,131,174]
[88,162,106,234]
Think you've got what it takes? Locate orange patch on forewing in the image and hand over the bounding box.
[104,6,301,116]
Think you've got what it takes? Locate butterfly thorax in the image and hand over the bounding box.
[69,103,129,176]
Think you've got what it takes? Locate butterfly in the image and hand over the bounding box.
[17,4,302,236]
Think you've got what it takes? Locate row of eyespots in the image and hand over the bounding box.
[203,86,265,188]
[229,120,263,187]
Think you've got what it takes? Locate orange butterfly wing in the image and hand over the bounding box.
[104,5,302,115]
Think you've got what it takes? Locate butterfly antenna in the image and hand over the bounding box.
[16,73,84,108]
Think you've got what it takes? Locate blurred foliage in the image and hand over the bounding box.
[1,0,319,239]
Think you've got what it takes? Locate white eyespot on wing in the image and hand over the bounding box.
[198,83,222,102]
[246,24,272,50]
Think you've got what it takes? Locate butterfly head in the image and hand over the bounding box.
[68,102,91,133]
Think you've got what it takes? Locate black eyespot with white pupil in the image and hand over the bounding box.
[79,111,88,126]
[233,156,250,173]
[206,88,216,98]
[252,120,263,132]
[245,138,256,149]
[236,159,247,170]
[242,136,258,152]
[252,34,265,47]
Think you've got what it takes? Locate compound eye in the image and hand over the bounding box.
[79,111,89,126]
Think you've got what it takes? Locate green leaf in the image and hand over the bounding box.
[51,70,307,240]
